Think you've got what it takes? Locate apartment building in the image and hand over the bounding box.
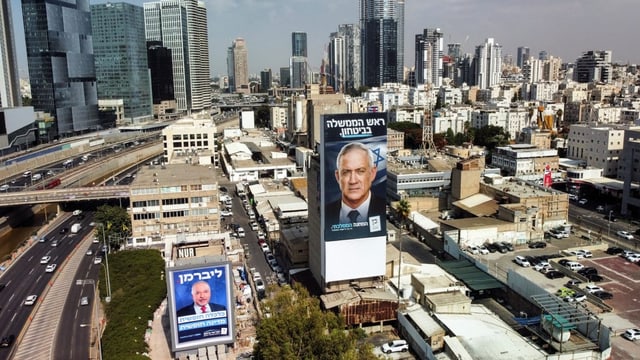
[566,124,625,177]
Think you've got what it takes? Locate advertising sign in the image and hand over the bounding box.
[167,262,235,351]
[321,113,387,282]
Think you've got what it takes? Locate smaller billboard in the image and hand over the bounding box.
[167,262,235,351]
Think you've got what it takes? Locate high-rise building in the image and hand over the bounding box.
[414,28,443,87]
[0,0,20,108]
[290,32,308,88]
[447,43,461,60]
[328,24,361,93]
[147,41,175,104]
[22,0,101,138]
[517,46,530,68]
[91,3,152,123]
[573,50,612,83]
[227,38,249,93]
[292,31,307,57]
[538,50,549,61]
[260,69,272,92]
[144,0,211,113]
[473,38,502,89]
[279,67,290,87]
[360,0,405,87]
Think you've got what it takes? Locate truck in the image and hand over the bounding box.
[71,223,82,234]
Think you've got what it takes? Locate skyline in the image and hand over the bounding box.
[9,0,639,80]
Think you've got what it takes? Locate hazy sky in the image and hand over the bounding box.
[10,0,639,79]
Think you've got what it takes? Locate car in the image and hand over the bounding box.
[578,198,588,205]
[566,279,582,287]
[86,249,93,256]
[625,254,640,263]
[533,260,550,271]
[585,285,604,294]
[478,245,490,255]
[467,246,480,255]
[257,231,266,241]
[529,241,547,249]
[72,209,82,216]
[51,240,58,247]
[0,184,9,192]
[558,259,571,266]
[572,249,592,258]
[80,296,89,306]
[616,230,634,240]
[556,287,576,298]
[249,221,259,231]
[548,229,569,239]
[606,246,624,255]
[596,205,605,212]
[495,243,508,253]
[381,339,409,354]
[220,210,233,217]
[565,261,584,271]
[545,270,565,279]
[260,243,270,253]
[40,255,51,264]
[622,328,640,341]
[94,257,102,264]
[0,335,14,348]
[255,278,265,292]
[585,273,604,282]
[568,194,578,201]
[501,242,514,252]
[593,291,613,300]
[485,243,499,253]
[219,186,228,193]
[92,237,100,244]
[45,263,57,273]
[514,255,530,267]
[59,227,69,234]
[577,267,598,276]
[24,295,38,306]
[565,293,587,303]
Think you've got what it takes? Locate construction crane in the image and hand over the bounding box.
[536,105,555,132]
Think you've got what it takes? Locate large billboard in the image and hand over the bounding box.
[321,113,387,282]
[167,262,235,352]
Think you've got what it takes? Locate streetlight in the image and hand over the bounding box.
[82,279,102,360]
[96,223,112,302]
[607,210,613,237]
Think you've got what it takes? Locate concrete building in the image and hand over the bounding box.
[328,24,361,93]
[227,38,249,94]
[473,38,502,89]
[491,144,559,178]
[161,118,219,167]
[387,128,404,153]
[619,127,640,217]
[415,28,444,87]
[386,153,455,201]
[128,164,222,247]
[566,124,626,177]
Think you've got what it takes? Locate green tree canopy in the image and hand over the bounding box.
[253,284,378,360]
[94,204,131,250]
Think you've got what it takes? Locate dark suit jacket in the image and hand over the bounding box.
[177,302,226,317]
[325,194,386,241]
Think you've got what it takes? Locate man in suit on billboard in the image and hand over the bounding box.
[177,280,226,317]
[325,142,386,238]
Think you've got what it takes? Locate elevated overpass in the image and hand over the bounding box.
[0,185,130,206]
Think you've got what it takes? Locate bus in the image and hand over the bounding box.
[43,178,61,189]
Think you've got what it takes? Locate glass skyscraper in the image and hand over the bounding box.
[91,2,152,123]
[360,0,404,87]
[22,0,101,138]
[0,0,20,108]
[292,31,307,57]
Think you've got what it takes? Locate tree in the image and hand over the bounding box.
[94,205,131,250]
[253,284,377,360]
[444,128,455,145]
[395,199,411,230]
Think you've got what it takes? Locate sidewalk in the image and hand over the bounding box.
[147,300,172,360]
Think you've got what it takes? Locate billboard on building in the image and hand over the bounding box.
[321,112,387,282]
[166,262,235,352]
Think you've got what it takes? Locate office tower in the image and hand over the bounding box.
[260,69,272,92]
[573,50,612,83]
[538,50,549,61]
[0,0,20,107]
[147,41,175,104]
[279,67,290,87]
[447,43,461,60]
[517,46,530,68]
[290,32,308,88]
[227,38,249,93]
[292,31,307,57]
[328,24,361,93]
[144,0,211,113]
[91,3,152,123]
[360,0,405,87]
[473,38,502,89]
[414,28,443,87]
[22,0,101,138]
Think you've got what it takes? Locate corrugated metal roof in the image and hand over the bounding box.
[437,259,504,291]
[404,308,445,336]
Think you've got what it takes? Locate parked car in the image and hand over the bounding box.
[478,245,490,255]
[501,242,514,252]
[467,246,480,255]
[533,260,550,271]
[616,230,634,240]
[577,267,598,276]
[260,243,270,253]
[495,243,509,253]
[565,293,587,303]
[514,256,531,267]
[585,285,604,294]
[585,274,604,282]
[558,259,571,266]
[622,328,640,341]
[220,210,233,217]
[566,279,582,287]
[593,291,613,300]
[529,241,547,249]
[381,339,409,354]
[485,243,499,253]
[606,246,624,255]
[574,249,593,258]
[545,271,565,279]
[578,198,588,205]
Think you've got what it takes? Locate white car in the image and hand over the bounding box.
[626,254,640,263]
[616,230,634,240]
[260,243,270,253]
[478,245,490,255]
[45,263,57,273]
[220,210,233,217]
[40,255,51,264]
[533,261,550,271]
[255,278,265,292]
[0,184,9,192]
[24,295,38,306]
[514,256,531,267]
[622,328,640,341]
[80,296,89,306]
[585,285,604,294]
[467,246,480,255]
[381,339,409,354]
[94,257,102,264]
[578,198,588,205]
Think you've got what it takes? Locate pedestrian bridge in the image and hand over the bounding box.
[0,185,130,207]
